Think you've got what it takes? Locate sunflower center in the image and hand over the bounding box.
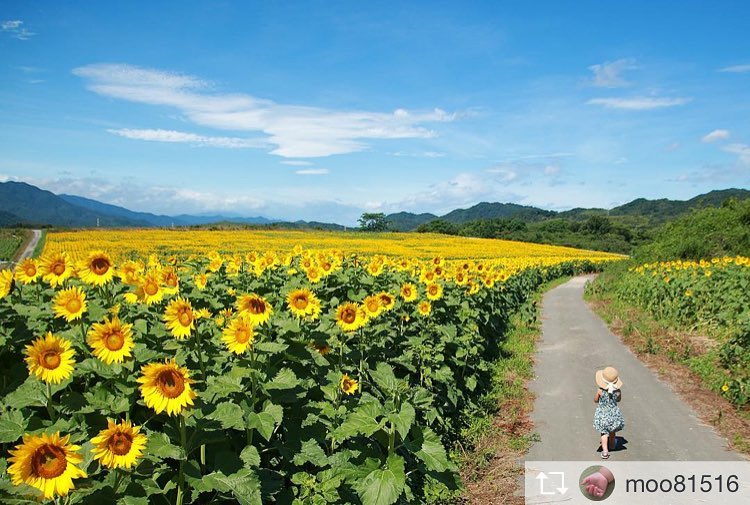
[40,350,62,370]
[235,327,251,344]
[104,331,125,351]
[165,275,178,288]
[66,298,82,314]
[91,257,111,275]
[52,261,66,276]
[248,299,265,314]
[429,286,438,295]
[157,369,185,399]
[380,295,392,306]
[31,444,67,479]
[342,308,357,324]
[108,432,133,456]
[178,310,193,326]
[25,265,37,276]
[144,281,159,296]
[367,300,379,312]
[293,296,308,309]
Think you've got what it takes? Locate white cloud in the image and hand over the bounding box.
[281,160,313,166]
[723,143,750,165]
[665,142,681,152]
[107,128,269,149]
[718,64,750,73]
[295,169,329,175]
[1,19,34,39]
[74,63,455,158]
[544,165,560,175]
[588,58,637,88]
[486,161,564,183]
[701,129,730,143]
[391,151,446,158]
[587,96,692,110]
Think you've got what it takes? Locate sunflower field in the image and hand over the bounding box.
[607,256,750,405]
[0,239,618,504]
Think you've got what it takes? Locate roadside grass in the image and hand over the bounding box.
[0,228,27,262]
[31,229,46,258]
[453,275,572,504]
[585,269,750,456]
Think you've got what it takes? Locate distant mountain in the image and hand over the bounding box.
[0,210,25,227]
[442,202,555,223]
[387,188,750,231]
[172,214,277,226]
[385,212,438,232]
[0,182,147,227]
[60,194,181,227]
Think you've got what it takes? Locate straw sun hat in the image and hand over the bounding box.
[596,366,623,393]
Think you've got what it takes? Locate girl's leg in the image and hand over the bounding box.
[608,432,617,450]
[600,433,610,456]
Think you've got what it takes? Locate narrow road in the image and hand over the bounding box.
[527,275,741,461]
[17,229,42,262]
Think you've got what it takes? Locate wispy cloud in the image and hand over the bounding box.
[280,160,313,166]
[486,161,564,184]
[587,96,692,110]
[74,63,455,158]
[723,143,750,165]
[701,129,730,143]
[718,64,750,73]
[295,169,329,175]
[391,150,446,158]
[588,58,637,88]
[1,20,35,39]
[107,128,269,149]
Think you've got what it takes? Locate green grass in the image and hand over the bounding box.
[0,228,27,261]
[32,229,46,258]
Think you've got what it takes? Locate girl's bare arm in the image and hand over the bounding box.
[594,390,601,403]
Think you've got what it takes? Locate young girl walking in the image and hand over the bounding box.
[593,366,624,459]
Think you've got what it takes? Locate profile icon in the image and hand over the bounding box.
[580,465,615,500]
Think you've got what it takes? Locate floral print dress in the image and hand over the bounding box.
[593,388,625,434]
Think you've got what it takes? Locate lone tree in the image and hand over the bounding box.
[358,212,388,232]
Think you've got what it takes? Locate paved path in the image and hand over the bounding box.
[17,229,42,262]
[527,275,742,461]
[1,229,41,269]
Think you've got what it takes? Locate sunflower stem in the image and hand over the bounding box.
[176,415,187,505]
[112,468,125,494]
[194,330,207,379]
[46,382,57,422]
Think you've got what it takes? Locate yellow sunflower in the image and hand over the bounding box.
[91,419,148,469]
[161,267,180,295]
[137,360,197,416]
[377,292,395,311]
[118,260,143,285]
[221,316,255,354]
[39,252,75,287]
[52,286,88,322]
[340,374,359,395]
[335,302,367,332]
[236,293,273,326]
[137,272,164,305]
[417,300,432,317]
[286,288,321,320]
[0,268,14,299]
[7,432,86,500]
[25,333,76,384]
[77,251,115,286]
[425,282,443,301]
[362,295,383,318]
[400,283,418,302]
[87,316,134,364]
[15,258,40,284]
[164,296,195,339]
[194,273,209,290]
[306,266,322,283]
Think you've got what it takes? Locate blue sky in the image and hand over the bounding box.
[1,1,749,224]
